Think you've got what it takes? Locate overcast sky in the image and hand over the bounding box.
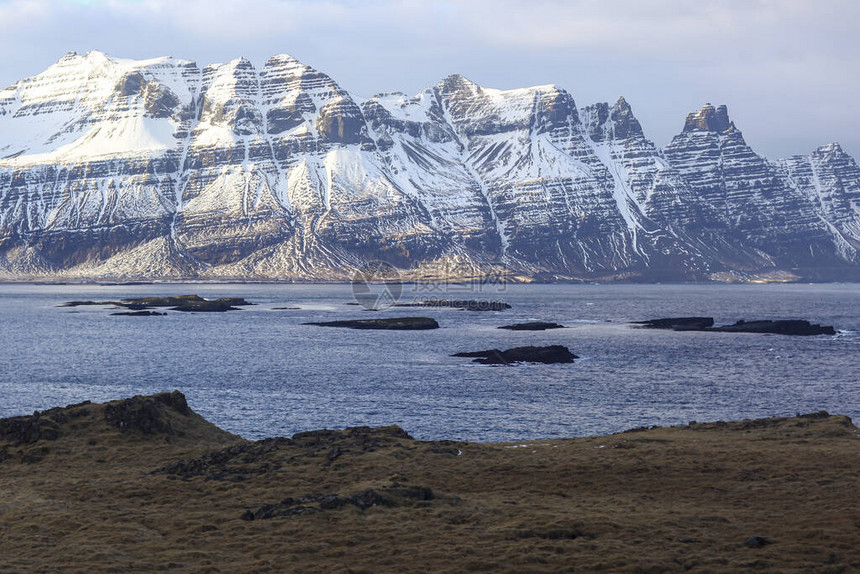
[1,0,857,159]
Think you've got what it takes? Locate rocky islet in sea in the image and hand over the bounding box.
[635,317,837,336]
[62,295,254,313]
[452,345,578,365]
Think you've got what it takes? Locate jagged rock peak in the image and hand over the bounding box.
[610,96,642,138]
[46,50,111,72]
[683,103,734,133]
[265,53,305,67]
[816,142,844,154]
[370,91,407,99]
[437,73,479,93]
[53,50,107,63]
[262,54,322,78]
[581,96,643,141]
[227,56,254,70]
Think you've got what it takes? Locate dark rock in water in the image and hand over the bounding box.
[111,310,166,316]
[398,299,511,311]
[498,321,565,331]
[634,317,835,336]
[124,295,207,308]
[634,317,715,330]
[712,319,836,336]
[62,295,252,312]
[169,299,243,312]
[304,317,439,330]
[453,345,578,365]
[744,536,774,548]
[103,391,190,435]
[60,300,124,307]
[131,295,251,311]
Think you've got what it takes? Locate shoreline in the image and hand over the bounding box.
[1,387,853,444]
[2,278,858,288]
[2,391,859,572]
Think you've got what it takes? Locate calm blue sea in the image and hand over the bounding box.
[0,283,858,441]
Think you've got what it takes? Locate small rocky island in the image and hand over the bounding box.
[397,299,511,311]
[62,295,253,313]
[453,345,578,365]
[498,321,565,331]
[110,310,167,317]
[305,317,440,330]
[635,317,836,336]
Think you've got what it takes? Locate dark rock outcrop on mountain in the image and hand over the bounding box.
[683,103,734,133]
[2,51,860,282]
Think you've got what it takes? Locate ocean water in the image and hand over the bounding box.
[0,282,858,442]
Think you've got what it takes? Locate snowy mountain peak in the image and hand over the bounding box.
[436,74,480,99]
[1,52,860,282]
[264,54,305,68]
[229,56,254,69]
[816,142,844,155]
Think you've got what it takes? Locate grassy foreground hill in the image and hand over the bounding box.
[1,392,859,573]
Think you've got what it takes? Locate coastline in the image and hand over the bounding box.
[0,276,822,285]
[2,392,858,572]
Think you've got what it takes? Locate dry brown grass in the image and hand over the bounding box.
[1,394,858,573]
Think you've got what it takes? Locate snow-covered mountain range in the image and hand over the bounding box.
[2,51,859,282]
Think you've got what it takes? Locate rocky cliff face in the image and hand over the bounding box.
[662,103,851,276]
[1,51,859,281]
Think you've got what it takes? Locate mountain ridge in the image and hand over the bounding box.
[2,50,859,282]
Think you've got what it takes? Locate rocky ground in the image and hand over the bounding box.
[1,392,858,573]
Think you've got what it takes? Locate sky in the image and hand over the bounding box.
[0,0,857,160]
